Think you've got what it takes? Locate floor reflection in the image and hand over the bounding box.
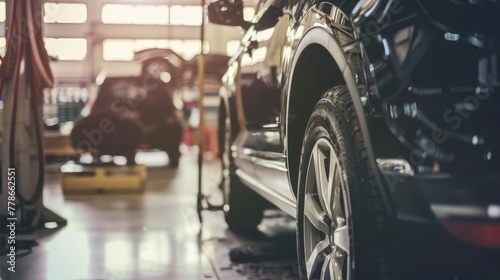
[0,152,297,280]
[1,153,216,280]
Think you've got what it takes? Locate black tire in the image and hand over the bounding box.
[296,86,391,280]
[217,97,234,171]
[218,98,267,233]
[225,172,267,233]
[217,98,227,161]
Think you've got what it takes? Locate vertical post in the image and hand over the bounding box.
[87,1,104,83]
[197,0,206,222]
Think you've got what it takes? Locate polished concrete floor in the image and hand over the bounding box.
[0,151,298,280]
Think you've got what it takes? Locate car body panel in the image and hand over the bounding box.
[224,0,392,216]
[284,6,391,210]
[214,0,500,250]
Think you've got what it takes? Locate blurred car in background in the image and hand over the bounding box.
[70,49,231,166]
[72,49,184,166]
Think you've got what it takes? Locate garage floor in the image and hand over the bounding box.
[0,151,298,280]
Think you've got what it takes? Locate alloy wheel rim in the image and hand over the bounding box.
[303,138,350,280]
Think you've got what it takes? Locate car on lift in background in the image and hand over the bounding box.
[208,0,500,279]
[76,48,231,166]
[76,49,185,166]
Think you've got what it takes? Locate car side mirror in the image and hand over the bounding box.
[207,0,251,30]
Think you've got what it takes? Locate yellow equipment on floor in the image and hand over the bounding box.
[44,130,77,157]
[61,161,147,194]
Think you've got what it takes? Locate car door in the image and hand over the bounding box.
[236,0,298,203]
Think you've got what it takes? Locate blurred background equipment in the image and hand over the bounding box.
[82,52,183,166]
[43,86,89,159]
[61,50,187,194]
[0,0,66,249]
[0,1,304,280]
[180,53,230,158]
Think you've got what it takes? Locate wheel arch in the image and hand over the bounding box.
[285,27,391,216]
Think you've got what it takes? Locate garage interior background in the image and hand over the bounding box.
[0,1,300,279]
[0,0,253,81]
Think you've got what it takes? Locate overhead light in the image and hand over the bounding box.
[160,72,172,83]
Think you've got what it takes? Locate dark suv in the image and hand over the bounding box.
[208,0,500,279]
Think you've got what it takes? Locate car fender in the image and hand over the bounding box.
[285,25,393,216]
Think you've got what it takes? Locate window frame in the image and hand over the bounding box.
[44,38,88,61]
[43,2,88,24]
[101,3,170,25]
[102,39,210,61]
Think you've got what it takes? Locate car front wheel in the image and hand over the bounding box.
[296,85,391,280]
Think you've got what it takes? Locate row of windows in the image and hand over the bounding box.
[0,1,250,60]
[0,3,254,26]
[102,39,210,61]
[0,37,238,61]
[0,2,4,23]
[2,38,208,61]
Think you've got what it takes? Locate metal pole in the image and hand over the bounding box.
[196,0,206,223]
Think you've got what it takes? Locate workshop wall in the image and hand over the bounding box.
[0,0,254,83]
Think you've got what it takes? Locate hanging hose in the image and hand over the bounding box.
[0,0,54,205]
[26,0,54,87]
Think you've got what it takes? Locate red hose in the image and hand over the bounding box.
[0,0,54,205]
[26,0,54,89]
